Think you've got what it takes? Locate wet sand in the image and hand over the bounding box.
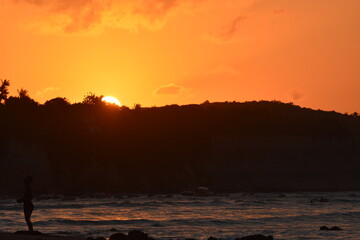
[0,233,84,240]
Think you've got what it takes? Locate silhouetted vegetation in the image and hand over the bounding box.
[0,81,360,194]
[0,79,10,104]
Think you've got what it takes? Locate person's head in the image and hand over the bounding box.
[24,176,33,186]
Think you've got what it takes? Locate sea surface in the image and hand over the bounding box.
[0,192,359,240]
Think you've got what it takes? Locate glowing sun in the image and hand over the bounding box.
[102,96,121,106]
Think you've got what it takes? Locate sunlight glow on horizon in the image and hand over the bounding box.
[0,0,359,113]
[102,96,121,106]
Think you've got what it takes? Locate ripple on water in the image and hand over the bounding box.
[0,192,359,239]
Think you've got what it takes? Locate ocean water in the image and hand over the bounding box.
[0,192,359,240]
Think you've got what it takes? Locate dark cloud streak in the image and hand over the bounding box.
[208,15,246,42]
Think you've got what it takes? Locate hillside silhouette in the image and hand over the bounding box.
[0,80,359,194]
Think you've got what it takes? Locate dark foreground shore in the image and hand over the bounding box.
[0,232,83,240]
[0,231,274,240]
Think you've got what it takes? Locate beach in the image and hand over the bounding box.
[0,232,83,240]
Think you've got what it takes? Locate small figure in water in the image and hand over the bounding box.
[320,196,328,202]
[17,176,34,232]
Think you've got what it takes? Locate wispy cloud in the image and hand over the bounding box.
[284,88,304,102]
[206,16,246,42]
[219,16,246,40]
[206,7,291,43]
[291,89,303,101]
[273,9,291,15]
[11,0,198,34]
[36,86,60,96]
[154,83,187,96]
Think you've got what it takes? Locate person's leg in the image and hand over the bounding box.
[24,208,33,232]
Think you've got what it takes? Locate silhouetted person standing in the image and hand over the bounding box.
[17,176,34,232]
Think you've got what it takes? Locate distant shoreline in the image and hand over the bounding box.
[1,190,360,199]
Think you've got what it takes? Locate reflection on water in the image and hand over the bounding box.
[0,192,359,240]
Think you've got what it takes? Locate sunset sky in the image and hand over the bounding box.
[1,0,359,112]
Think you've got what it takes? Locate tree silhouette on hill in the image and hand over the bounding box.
[0,79,359,193]
[82,92,104,105]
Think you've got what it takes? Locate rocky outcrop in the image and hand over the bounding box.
[110,230,154,240]
[236,235,273,240]
[320,226,343,231]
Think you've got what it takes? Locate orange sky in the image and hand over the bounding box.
[1,0,359,112]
